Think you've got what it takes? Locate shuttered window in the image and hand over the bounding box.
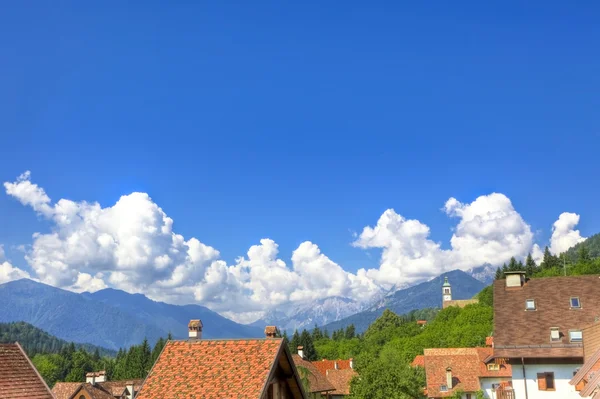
[537,372,555,391]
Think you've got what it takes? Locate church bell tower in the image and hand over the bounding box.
[442,276,452,302]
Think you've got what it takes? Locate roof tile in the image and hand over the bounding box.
[0,343,54,399]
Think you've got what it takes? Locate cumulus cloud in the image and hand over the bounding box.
[3,172,587,321]
[355,193,538,288]
[0,245,31,284]
[549,212,586,255]
[3,172,380,321]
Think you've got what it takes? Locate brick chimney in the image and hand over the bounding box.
[297,346,304,359]
[349,358,354,369]
[188,319,203,340]
[334,361,339,370]
[446,367,452,389]
[264,326,279,338]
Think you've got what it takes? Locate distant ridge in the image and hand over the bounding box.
[0,279,263,350]
[321,269,486,333]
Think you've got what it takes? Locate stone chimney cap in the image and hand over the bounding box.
[264,326,279,337]
[86,371,106,377]
[297,345,304,350]
[188,319,203,329]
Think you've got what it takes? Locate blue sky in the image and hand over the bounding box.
[0,2,599,317]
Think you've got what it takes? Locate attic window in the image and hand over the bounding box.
[488,364,500,371]
[525,299,536,310]
[571,297,581,308]
[550,328,561,342]
[440,385,448,392]
[570,330,583,343]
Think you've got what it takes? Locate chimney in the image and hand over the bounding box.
[85,372,95,385]
[95,370,106,383]
[486,336,494,348]
[188,319,203,340]
[349,358,354,369]
[264,326,279,338]
[297,346,304,359]
[126,381,135,399]
[334,361,339,370]
[446,367,452,389]
[505,271,526,288]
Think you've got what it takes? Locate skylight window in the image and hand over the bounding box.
[570,331,583,342]
[550,328,561,342]
[526,299,536,310]
[440,385,448,392]
[571,297,581,308]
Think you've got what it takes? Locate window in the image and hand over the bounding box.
[571,297,581,308]
[550,328,561,342]
[525,299,536,310]
[444,288,450,294]
[570,330,583,342]
[537,372,555,391]
[488,364,500,371]
[466,394,472,399]
[440,385,448,392]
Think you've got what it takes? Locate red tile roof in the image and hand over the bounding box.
[75,384,114,399]
[292,355,335,393]
[0,343,54,399]
[137,339,304,399]
[493,275,600,359]
[312,359,352,376]
[52,383,81,399]
[325,369,356,395]
[411,355,425,367]
[423,348,511,398]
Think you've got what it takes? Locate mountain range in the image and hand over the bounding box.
[320,269,486,333]
[0,279,263,350]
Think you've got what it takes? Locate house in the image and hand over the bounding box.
[416,347,512,399]
[491,272,600,399]
[292,350,335,399]
[135,321,308,399]
[52,372,143,399]
[570,322,600,398]
[310,358,356,398]
[442,277,479,309]
[0,342,55,399]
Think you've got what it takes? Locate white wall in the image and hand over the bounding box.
[480,377,507,399]
[511,363,583,399]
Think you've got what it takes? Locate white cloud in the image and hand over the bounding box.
[355,193,537,288]
[549,212,586,255]
[0,245,31,284]
[3,172,588,322]
[4,172,380,321]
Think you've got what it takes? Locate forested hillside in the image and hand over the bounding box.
[0,322,114,357]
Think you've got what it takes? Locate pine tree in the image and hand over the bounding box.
[289,330,300,354]
[494,267,503,280]
[525,253,537,276]
[282,331,289,342]
[344,324,356,340]
[578,245,591,263]
[311,324,323,341]
[151,338,165,365]
[541,246,559,270]
[507,257,519,271]
[299,329,318,361]
[140,338,152,376]
[322,329,329,339]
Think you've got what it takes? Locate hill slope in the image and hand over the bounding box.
[566,233,600,260]
[0,321,115,356]
[0,279,263,350]
[82,288,263,341]
[321,269,486,333]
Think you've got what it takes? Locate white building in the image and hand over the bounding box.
[492,272,600,399]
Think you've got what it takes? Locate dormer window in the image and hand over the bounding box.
[571,297,581,308]
[440,385,448,392]
[569,330,583,343]
[526,299,536,310]
[550,328,561,342]
[488,364,500,371]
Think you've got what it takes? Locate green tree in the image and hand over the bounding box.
[494,267,503,280]
[151,337,166,365]
[476,286,493,307]
[299,330,318,361]
[525,253,537,276]
[312,325,323,341]
[345,324,356,340]
[578,245,591,263]
[289,330,301,354]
